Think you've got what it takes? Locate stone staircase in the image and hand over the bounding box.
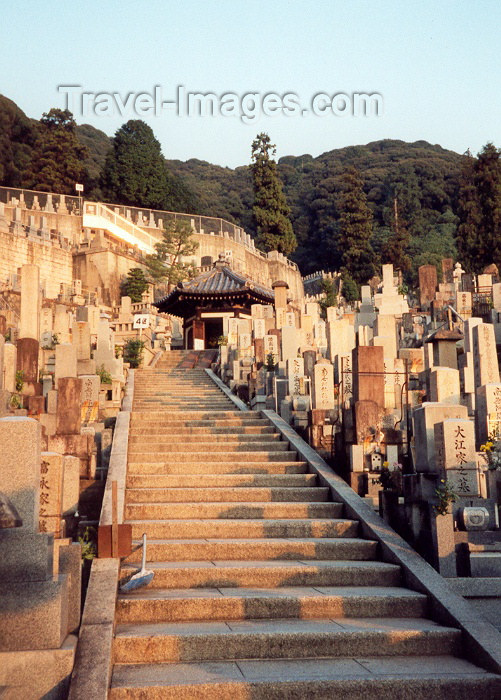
[109,358,501,698]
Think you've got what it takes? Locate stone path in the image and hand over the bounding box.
[109,351,500,698]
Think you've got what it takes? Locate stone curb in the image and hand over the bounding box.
[68,371,135,698]
[100,369,134,526]
[205,368,249,412]
[262,408,501,675]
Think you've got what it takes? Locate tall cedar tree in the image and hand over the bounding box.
[337,168,375,284]
[121,267,149,303]
[23,109,88,193]
[101,120,168,209]
[251,133,296,255]
[456,150,482,271]
[146,220,199,291]
[457,144,501,272]
[382,197,411,276]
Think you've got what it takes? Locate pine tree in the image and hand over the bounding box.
[23,109,88,193]
[337,168,375,284]
[382,197,411,276]
[121,267,149,303]
[251,133,296,255]
[145,219,199,290]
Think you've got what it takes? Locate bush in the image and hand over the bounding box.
[96,364,112,384]
[124,339,145,368]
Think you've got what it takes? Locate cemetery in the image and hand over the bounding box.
[0,188,500,698]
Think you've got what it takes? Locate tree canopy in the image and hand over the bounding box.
[22,108,88,194]
[336,167,375,285]
[121,267,149,303]
[251,133,297,255]
[145,219,199,290]
[100,119,195,211]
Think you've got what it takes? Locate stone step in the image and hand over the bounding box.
[126,451,299,462]
[128,443,291,455]
[109,657,501,700]
[125,487,329,503]
[130,411,256,420]
[116,586,428,624]
[124,537,377,562]
[128,434,283,447]
[129,517,354,540]
[130,419,269,428]
[119,560,401,589]
[127,462,309,475]
[128,426,276,436]
[113,617,460,664]
[124,501,338,520]
[125,474,318,488]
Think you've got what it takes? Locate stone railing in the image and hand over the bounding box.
[0,186,82,215]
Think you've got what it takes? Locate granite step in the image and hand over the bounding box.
[128,426,276,436]
[128,445,291,457]
[128,436,282,447]
[123,537,377,562]
[128,517,356,540]
[110,657,501,700]
[126,462,309,475]
[126,451,299,462]
[125,473,318,488]
[125,486,329,503]
[116,586,428,624]
[119,560,402,589]
[113,617,460,664]
[124,501,339,520]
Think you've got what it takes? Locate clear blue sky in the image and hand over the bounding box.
[2,0,499,167]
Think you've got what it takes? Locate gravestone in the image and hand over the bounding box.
[418,265,437,310]
[475,383,501,445]
[19,264,40,341]
[16,337,39,390]
[473,323,500,388]
[434,418,480,496]
[413,402,468,472]
[56,377,82,434]
[39,452,64,536]
[352,345,384,407]
[287,357,305,396]
[281,326,300,362]
[72,321,91,361]
[429,367,461,405]
[312,360,335,410]
[55,343,77,381]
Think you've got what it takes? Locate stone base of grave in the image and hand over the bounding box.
[0,634,77,700]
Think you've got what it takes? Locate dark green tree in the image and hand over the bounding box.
[22,109,88,193]
[101,120,170,209]
[336,168,375,284]
[382,197,411,277]
[251,133,296,255]
[145,219,199,290]
[457,144,501,271]
[121,267,149,303]
[0,95,37,186]
[318,277,338,318]
[456,150,482,271]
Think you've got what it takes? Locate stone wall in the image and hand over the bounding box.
[73,247,148,307]
[0,226,73,299]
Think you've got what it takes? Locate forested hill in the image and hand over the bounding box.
[0,94,465,276]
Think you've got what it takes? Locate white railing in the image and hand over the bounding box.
[83,202,158,255]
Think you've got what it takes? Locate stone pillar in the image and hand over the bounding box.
[19,264,40,340]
